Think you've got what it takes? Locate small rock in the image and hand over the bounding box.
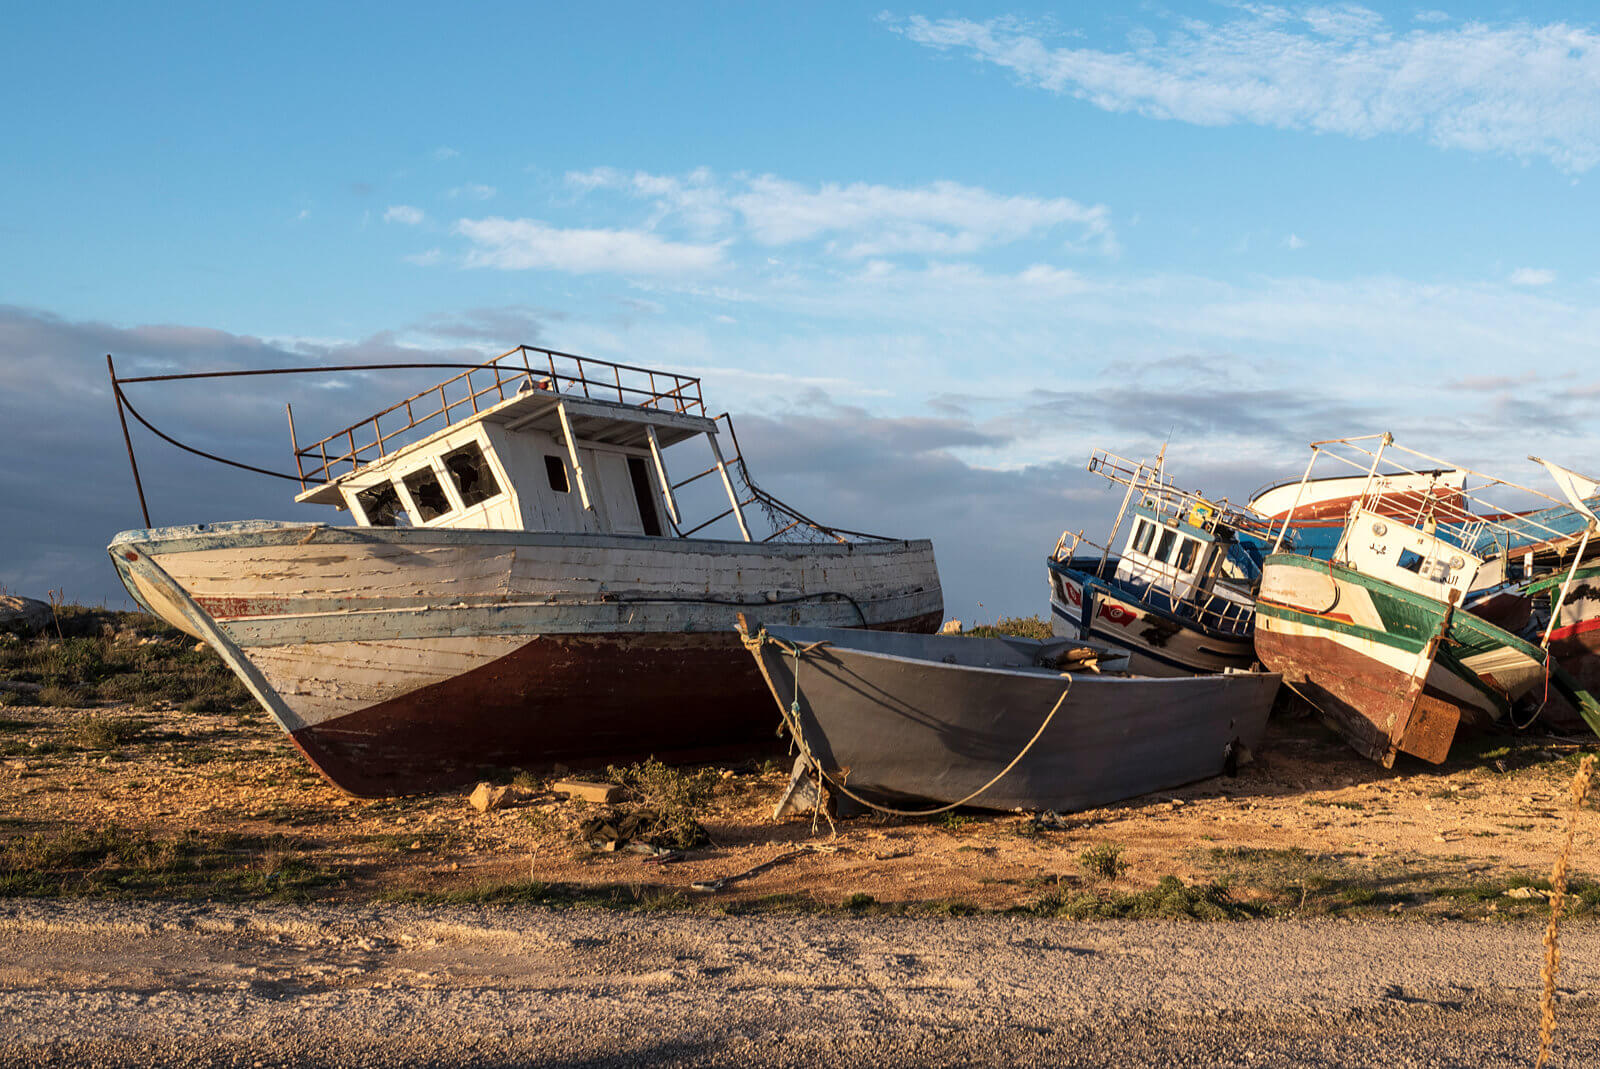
[1505,886,1545,900]
[0,596,51,635]
[468,781,513,813]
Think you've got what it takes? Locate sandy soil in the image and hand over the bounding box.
[0,699,1595,910]
[0,899,1596,1067]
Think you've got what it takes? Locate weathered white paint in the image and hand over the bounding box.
[112,523,942,732]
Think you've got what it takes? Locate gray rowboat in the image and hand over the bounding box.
[743,625,1280,813]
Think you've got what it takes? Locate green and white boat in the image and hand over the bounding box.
[1254,435,1600,767]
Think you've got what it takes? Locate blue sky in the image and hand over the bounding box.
[4,2,1600,619]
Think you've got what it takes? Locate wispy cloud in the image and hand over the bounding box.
[891,7,1600,172]
[383,205,425,225]
[1510,266,1556,285]
[446,183,497,200]
[432,146,459,161]
[1284,233,1306,250]
[454,218,726,274]
[566,167,1117,257]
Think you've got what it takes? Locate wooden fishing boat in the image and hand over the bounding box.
[741,624,1279,813]
[1252,435,1600,766]
[1048,449,1260,676]
[107,348,942,795]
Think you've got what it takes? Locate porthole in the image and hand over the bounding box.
[1371,521,1387,536]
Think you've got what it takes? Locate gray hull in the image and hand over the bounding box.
[750,627,1279,813]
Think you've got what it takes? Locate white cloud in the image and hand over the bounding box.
[295,208,310,221]
[566,167,1116,257]
[432,146,459,160]
[454,218,726,274]
[404,248,442,266]
[446,183,497,200]
[1285,233,1306,249]
[892,7,1600,172]
[1510,267,1557,285]
[383,205,425,225]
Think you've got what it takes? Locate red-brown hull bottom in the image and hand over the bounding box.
[1252,628,1485,765]
[287,613,941,796]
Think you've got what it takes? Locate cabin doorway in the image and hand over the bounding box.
[590,451,664,536]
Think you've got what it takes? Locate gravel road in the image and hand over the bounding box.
[0,900,1595,1067]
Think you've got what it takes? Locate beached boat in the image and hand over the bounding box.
[107,348,942,795]
[741,624,1279,813]
[1047,449,1261,676]
[1252,436,1600,766]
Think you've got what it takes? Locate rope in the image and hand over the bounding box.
[741,628,1072,818]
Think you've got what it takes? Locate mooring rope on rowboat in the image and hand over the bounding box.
[738,626,1072,818]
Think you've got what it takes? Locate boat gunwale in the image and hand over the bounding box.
[761,626,1279,689]
[109,520,935,559]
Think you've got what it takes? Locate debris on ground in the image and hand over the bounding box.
[580,806,710,852]
[553,779,622,804]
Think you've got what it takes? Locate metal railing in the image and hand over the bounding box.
[1264,435,1582,558]
[292,346,706,489]
[1052,529,1255,636]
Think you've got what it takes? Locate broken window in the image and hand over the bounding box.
[1132,520,1155,555]
[1397,548,1424,573]
[403,466,452,522]
[626,456,664,536]
[545,455,570,493]
[443,443,502,507]
[1155,528,1178,564]
[1174,537,1199,573]
[356,481,408,527]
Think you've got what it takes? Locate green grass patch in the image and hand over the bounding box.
[379,880,686,910]
[0,825,345,900]
[0,606,252,715]
[1031,875,1251,920]
[961,615,1054,640]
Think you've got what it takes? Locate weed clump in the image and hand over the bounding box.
[961,615,1053,640]
[1032,875,1246,920]
[1079,842,1127,881]
[590,758,719,850]
[75,715,143,751]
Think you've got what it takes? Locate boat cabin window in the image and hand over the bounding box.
[1397,547,1424,573]
[626,456,664,537]
[443,443,501,507]
[356,482,408,527]
[545,455,570,493]
[403,466,452,522]
[1173,537,1199,572]
[1132,520,1155,555]
[1155,528,1177,563]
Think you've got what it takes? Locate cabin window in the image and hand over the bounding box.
[1155,529,1177,563]
[626,456,664,536]
[443,443,501,507]
[1397,548,1424,573]
[356,482,407,527]
[403,466,452,522]
[1132,520,1155,555]
[545,455,570,493]
[1174,537,1199,573]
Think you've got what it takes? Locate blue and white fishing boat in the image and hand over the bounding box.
[1047,450,1264,676]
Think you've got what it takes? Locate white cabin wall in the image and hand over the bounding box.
[482,423,601,535]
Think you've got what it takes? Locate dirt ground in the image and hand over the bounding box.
[2,693,1596,916]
